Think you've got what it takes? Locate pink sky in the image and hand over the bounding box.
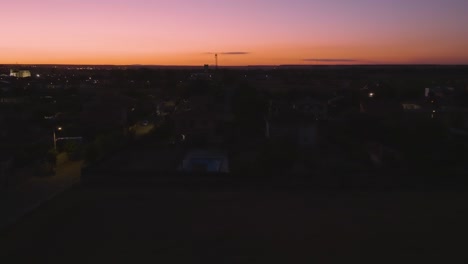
[1,0,468,65]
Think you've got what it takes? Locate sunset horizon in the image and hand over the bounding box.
[2,0,468,65]
[3,62,468,67]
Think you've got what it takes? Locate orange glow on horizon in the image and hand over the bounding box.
[1,0,468,65]
[3,45,467,66]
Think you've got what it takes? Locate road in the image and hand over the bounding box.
[131,123,155,139]
[1,123,153,231]
[0,159,83,230]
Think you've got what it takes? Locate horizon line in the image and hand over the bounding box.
[2,63,468,67]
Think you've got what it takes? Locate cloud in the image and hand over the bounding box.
[203,52,250,55]
[302,58,358,62]
[221,52,250,55]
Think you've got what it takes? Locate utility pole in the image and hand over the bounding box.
[53,127,62,151]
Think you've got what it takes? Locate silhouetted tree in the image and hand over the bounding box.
[232,83,267,139]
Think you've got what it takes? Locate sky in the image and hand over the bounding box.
[1,0,468,65]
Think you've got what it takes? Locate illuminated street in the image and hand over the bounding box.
[133,122,155,139]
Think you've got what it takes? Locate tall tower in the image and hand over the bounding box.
[215,53,218,70]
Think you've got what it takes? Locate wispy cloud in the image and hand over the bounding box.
[204,52,250,55]
[303,58,358,62]
[222,52,250,55]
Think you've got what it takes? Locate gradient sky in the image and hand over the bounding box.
[2,0,468,65]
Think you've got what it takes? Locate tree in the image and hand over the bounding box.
[259,140,299,175]
[232,83,267,139]
[64,140,84,160]
[84,142,100,164]
[450,112,465,129]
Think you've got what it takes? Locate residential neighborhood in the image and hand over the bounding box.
[0,65,467,185]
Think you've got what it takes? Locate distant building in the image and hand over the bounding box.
[189,72,212,81]
[10,69,31,78]
[0,96,27,105]
[401,102,426,112]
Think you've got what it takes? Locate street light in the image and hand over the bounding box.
[53,127,62,151]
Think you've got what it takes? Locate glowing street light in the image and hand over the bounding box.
[53,127,63,151]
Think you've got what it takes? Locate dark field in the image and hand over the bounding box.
[2,183,468,263]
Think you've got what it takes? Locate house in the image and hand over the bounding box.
[366,141,402,167]
[0,152,13,189]
[178,150,229,173]
[293,97,328,120]
[401,100,434,115]
[10,69,31,78]
[189,72,212,81]
[0,80,29,105]
[172,96,221,144]
[268,96,329,120]
[80,92,135,135]
[156,100,176,116]
[0,96,28,105]
[173,110,217,143]
[424,86,468,126]
[360,99,402,117]
[265,97,325,147]
[0,80,12,92]
[46,83,64,90]
[425,86,456,99]
[439,106,468,130]
[266,116,319,147]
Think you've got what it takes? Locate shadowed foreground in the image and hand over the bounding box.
[1,184,467,263]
